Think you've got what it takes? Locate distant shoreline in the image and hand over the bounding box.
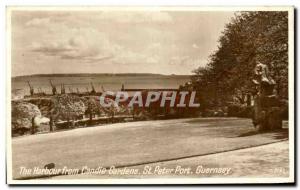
[12,73,193,79]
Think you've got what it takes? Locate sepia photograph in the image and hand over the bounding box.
[6,6,294,184]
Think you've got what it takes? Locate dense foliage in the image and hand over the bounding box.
[52,94,86,120]
[192,11,288,110]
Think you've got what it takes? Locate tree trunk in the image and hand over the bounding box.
[49,115,53,132]
[89,112,93,125]
[31,117,36,134]
[111,112,114,123]
[246,94,251,106]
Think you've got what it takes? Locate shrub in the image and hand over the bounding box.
[11,101,41,134]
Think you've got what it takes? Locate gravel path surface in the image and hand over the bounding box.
[50,141,289,179]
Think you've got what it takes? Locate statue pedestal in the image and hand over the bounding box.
[253,95,282,131]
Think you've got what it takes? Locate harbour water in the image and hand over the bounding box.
[11,74,191,98]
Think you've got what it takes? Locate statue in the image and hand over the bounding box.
[252,61,282,131]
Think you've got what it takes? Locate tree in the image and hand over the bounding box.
[51,94,85,126]
[192,11,288,110]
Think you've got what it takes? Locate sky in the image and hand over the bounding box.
[11,10,235,76]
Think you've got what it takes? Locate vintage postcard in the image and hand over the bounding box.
[6,6,294,184]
